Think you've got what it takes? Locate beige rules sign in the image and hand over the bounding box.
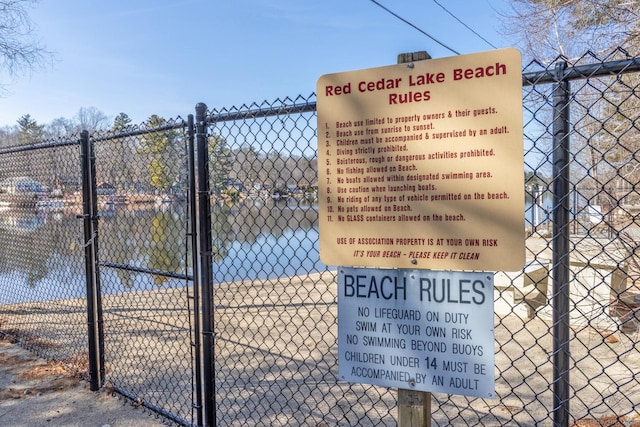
[317,48,525,271]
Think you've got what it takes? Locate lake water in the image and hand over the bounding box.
[1,193,560,304]
[0,199,329,303]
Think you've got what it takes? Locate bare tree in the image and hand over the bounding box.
[74,106,109,131]
[45,117,75,138]
[501,0,640,61]
[0,0,51,94]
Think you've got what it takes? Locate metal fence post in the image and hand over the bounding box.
[91,132,105,386]
[188,113,204,426]
[551,61,571,427]
[80,130,102,391]
[196,103,215,427]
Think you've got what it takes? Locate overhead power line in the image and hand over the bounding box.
[369,0,461,55]
[432,0,498,49]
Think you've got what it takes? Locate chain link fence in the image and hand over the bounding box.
[205,51,640,426]
[513,49,640,426]
[0,120,202,425]
[0,137,89,371]
[1,49,640,426]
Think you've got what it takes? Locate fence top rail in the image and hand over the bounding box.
[208,99,317,123]
[523,56,640,86]
[0,120,188,153]
[0,137,80,155]
[90,120,188,143]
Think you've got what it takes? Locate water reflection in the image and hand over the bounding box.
[0,199,325,303]
[148,210,185,286]
[0,206,83,302]
[0,207,47,233]
[211,199,324,281]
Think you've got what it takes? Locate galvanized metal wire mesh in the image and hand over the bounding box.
[471,49,640,426]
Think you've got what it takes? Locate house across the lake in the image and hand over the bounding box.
[0,177,48,208]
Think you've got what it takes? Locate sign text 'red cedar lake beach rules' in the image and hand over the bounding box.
[317,48,524,271]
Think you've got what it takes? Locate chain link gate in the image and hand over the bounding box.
[0,120,204,425]
[88,117,202,425]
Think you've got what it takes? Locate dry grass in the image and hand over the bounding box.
[0,340,80,401]
[573,414,640,426]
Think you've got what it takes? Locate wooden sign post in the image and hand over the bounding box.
[397,51,432,427]
[398,386,431,427]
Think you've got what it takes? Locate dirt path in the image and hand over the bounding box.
[0,339,165,427]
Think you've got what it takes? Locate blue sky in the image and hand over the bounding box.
[0,0,513,128]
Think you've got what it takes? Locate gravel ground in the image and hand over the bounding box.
[0,339,165,427]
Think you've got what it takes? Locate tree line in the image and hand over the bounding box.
[0,109,318,199]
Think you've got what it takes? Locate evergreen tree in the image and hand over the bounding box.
[16,114,42,144]
[208,133,231,196]
[139,115,179,193]
[112,112,132,133]
[109,112,135,192]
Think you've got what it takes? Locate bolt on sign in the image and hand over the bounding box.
[317,48,524,271]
